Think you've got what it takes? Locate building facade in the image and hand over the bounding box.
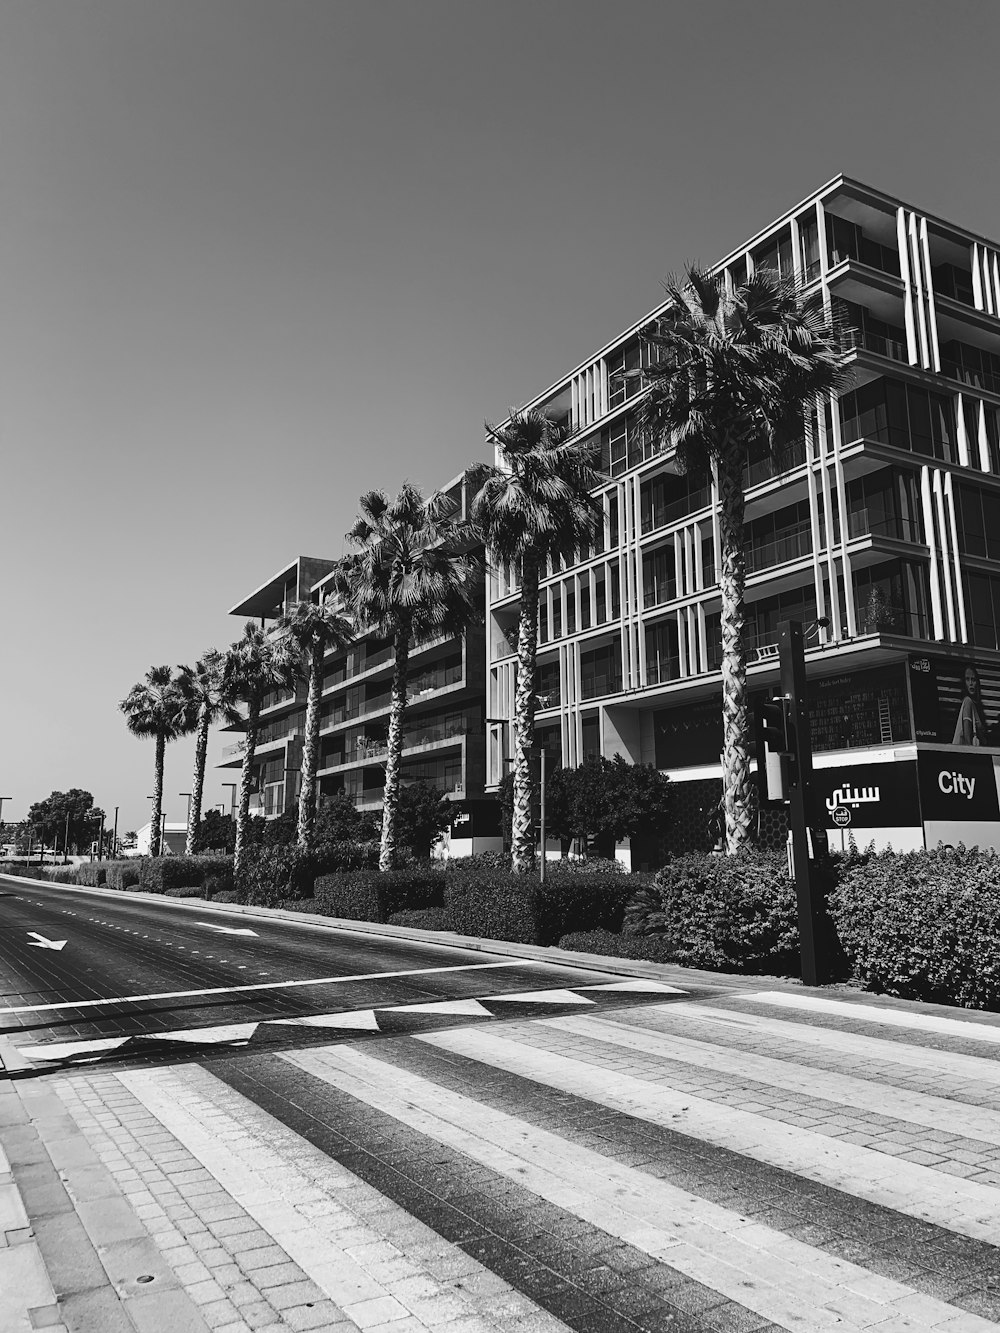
[221,478,500,854]
[486,176,1000,858]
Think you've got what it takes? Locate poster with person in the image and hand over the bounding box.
[909,655,1000,747]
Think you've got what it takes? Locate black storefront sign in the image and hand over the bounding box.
[812,761,920,830]
[916,750,1000,823]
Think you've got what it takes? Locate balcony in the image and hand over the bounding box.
[641,486,711,536]
[942,358,1000,398]
[847,508,920,543]
[847,328,907,364]
[743,437,807,490]
[643,579,677,611]
[645,656,681,686]
[580,672,623,701]
[492,627,519,659]
[745,524,812,575]
[222,740,246,760]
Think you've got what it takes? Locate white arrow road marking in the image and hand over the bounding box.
[486,988,595,1005]
[196,922,258,936]
[27,932,67,951]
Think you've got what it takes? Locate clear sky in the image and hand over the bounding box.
[2,0,999,833]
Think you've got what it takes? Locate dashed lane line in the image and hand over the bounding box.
[0,957,538,1017]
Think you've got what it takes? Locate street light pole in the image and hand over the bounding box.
[539,748,547,885]
[112,806,119,860]
[64,812,71,864]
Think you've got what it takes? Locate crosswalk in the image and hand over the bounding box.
[27,987,1000,1332]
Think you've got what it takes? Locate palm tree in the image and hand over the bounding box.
[278,594,355,849]
[221,622,299,878]
[469,411,605,873]
[344,483,481,872]
[630,265,851,853]
[176,650,241,855]
[120,666,192,857]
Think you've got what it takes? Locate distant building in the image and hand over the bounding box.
[220,479,501,855]
[135,821,187,856]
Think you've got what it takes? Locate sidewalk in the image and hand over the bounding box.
[5,898,1000,1332]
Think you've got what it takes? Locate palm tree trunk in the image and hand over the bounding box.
[379,625,410,873]
[234,701,260,880]
[297,642,323,849]
[150,732,166,857]
[717,442,753,853]
[185,710,211,855]
[511,557,540,874]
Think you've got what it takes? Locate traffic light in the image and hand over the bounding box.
[756,694,794,804]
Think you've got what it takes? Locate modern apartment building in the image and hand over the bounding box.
[486,176,1000,857]
[221,477,500,855]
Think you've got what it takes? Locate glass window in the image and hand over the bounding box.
[595,566,607,624]
[644,619,680,686]
[609,561,621,620]
[799,216,820,280]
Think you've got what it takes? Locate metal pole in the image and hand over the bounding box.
[98,813,106,861]
[64,813,71,864]
[539,748,546,884]
[112,807,119,860]
[778,619,825,987]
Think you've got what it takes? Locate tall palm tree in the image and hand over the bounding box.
[176,650,241,855]
[221,622,299,878]
[120,666,192,857]
[277,594,355,849]
[344,483,481,872]
[630,265,851,853]
[469,411,605,873]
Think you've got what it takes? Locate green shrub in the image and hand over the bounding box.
[535,873,632,943]
[75,864,107,887]
[444,871,539,943]
[557,928,677,962]
[386,906,452,931]
[106,861,142,891]
[140,855,234,894]
[164,884,203,898]
[204,869,235,898]
[830,845,1000,1009]
[47,865,79,884]
[545,856,626,876]
[209,889,239,904]
[236,842,379,908]
[627,850,801,974]
[313,867,445,923]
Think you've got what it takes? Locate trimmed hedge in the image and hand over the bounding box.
[106,861,142,891]
[75,864,107,887]
[627,850,801,974]
[386,907,452,931]
[314,867,445,923]
[140,855,233,894]
[237,842,379,907]
[444,871,631,946]
[830,845,1000,1009]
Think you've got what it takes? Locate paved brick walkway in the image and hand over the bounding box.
[5,981,1000,1332]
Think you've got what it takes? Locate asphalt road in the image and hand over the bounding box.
[0,875,699,1073]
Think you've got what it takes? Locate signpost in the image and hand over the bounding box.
[755,618,830,987]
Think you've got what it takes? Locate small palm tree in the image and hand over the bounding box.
[630,265,851,852]
[344,483,481,872]
[120,666,192,857]
[278,594,355,849]
[221,622,299,878]
[176,650,241,855]
[470,411,604,873]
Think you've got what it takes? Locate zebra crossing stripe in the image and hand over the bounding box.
[485,988,594,1005]
[751,991,1000,1042]
[269,1010,380,1030]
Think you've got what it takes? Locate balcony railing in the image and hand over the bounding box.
[743,436,807,489]
[641,487,711,535]
[745,525,812,575]
[643,579,677,610]
[847,329,907,363]
[645,656,681,686]
[222,740,246,760]
[847,508,921,543]
[580,673,623,701]
[942,359,1000,398]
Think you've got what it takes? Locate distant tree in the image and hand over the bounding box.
[176,651,240,855]
[120,665,193,856]
[191,809,236,854]
[277,595,355,849]
[26,790,105,855]
[343,483,481,871]
[395,783,453,859]
[120,830,138,852]
[221,622,299,880]
[314,792,379,847]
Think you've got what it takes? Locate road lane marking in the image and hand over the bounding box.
[197,922,258,937]
[486,988,594,1005]
[0,958,534,1016]
[27,932,67,951]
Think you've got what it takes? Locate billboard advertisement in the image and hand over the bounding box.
[909,655,1000,747]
